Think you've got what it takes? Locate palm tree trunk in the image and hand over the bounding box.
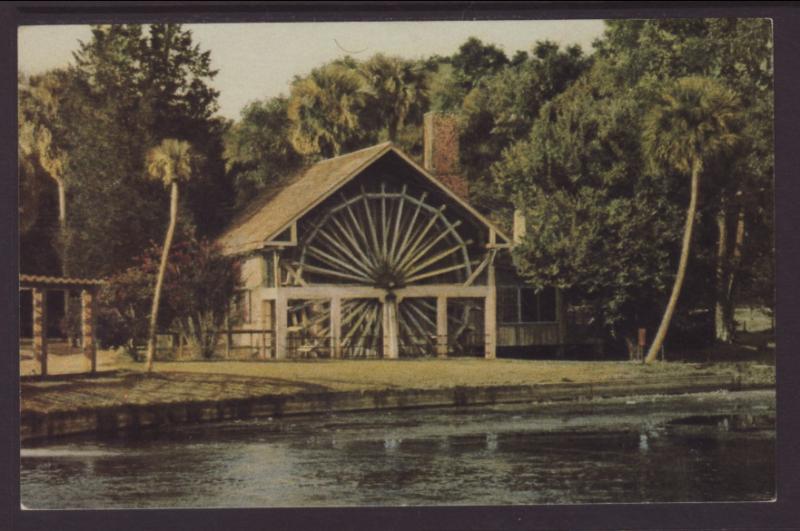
[714,201,730,343]
[55,179,66,229]
[145,181,179,372]
[724,208,746,340]
[55,179,75,346]
[645,160,701,363]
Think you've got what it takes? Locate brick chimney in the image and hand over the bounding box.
[423,112,468,199]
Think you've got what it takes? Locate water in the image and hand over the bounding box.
[20,390,775,508]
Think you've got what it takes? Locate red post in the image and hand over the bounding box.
[32,288,48,376]
[82,288,97,373]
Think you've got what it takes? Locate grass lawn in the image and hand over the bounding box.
[141,358,776,391]
[21,342,775,392]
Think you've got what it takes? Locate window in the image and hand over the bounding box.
[498,286,557,323]
[232,290,252,324]
[263,251,276,288]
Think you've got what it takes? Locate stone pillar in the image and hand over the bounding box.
[436,296,448,358]
[274,295,288,359]
[32,288,47,376]
[81,288,97,373]
[330,296,342,358]
[383,294,399,359]
[484,265,497,360]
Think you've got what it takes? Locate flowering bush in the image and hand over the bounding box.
[98,237,241,360]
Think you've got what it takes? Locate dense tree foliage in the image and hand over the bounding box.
[23,24,231,280]
[20,20,774,355]
[493,65,683,349]
[641,77,742,361]
[495,19,772,351]
[223,97,302,209]
[458,41,591,219]
[595,18,774,342]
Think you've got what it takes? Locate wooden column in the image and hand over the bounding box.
[274,294,288,359]
[330,296,342,358]
[32,288,47,376]
[383,294,399,359]
[484,264,497,359]
[81,288,97,373]
[436,296,448,358]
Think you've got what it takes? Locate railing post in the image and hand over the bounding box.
[330,296,342,358]
[436,296,448,358]
[485,264,497,360]
[275,295,287,359]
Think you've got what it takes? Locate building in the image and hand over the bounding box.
[216,113,567,359]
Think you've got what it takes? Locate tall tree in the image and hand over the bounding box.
[59,24,226,278]
[287,63,374,158]
[144,139,197,372]
[459,41,590,221]
[492,62,683,352]
[18,71,75,269]
[359,54,429,142]
[451,37,508,92]
[642,76,741,363]
[595,18,774,342]
[223,97,302,209]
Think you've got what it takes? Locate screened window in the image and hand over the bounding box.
[498,286,557,323]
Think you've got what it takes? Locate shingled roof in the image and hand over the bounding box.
[217,142,509,255]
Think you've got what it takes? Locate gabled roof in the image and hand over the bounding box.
[217,142,510,255]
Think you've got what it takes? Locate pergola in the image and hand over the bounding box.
[19,274,105,376]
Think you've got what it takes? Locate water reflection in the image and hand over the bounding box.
[21,391,775,508]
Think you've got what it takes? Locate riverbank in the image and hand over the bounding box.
[21,358,775,441]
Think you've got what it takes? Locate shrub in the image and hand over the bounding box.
[97,237,241,360]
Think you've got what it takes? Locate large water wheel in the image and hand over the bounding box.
[289,182,482,358]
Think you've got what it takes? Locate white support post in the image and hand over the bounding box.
[383,295,400,359]
[485,263,497,359]
[275,294,288,359]
[330,296,342,358]
[436,296,448,358]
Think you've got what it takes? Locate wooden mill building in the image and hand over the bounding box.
[216,113,567,359]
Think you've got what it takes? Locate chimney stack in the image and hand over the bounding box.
[423,112,468,199]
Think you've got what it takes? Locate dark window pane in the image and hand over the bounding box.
[520,287,538,322]
[233,290,251,324]
[498,287,518,323]
[264,252,275,287]
[539,287,557,322]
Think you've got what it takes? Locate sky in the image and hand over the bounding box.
[18,20,607,121]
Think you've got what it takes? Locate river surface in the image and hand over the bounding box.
[20,389,775,508]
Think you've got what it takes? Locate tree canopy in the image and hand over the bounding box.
[20,21,774,353]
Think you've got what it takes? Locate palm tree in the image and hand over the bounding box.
[144,138,195,372]
[359,54,428,142]
[287,63,371,158]
[642,77,740,363]
[19,73,69,232]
